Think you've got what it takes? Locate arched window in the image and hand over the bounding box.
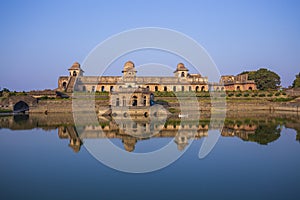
[92,86,95,92]
[110,86,114,92]
[155,86,158,91]
[181,86,184,91]
[196,86,199,92]
[201,86,205,92]
[132,96,138,106]
[101,86,105,92]
[221,87,224,91]
[173,86,176,92]
[73,71,77,76]
[62,82,67,89]
[164,86,167,91]
[189,86,192,91]
[216,87,220,91]
[181,72,185,77]
[236,86,241,91]
[248,87,253,91]
[146,86,149,89]
[116,98,120,106]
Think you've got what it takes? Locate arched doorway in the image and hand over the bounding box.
[155,86,158,91]
[13,101,29,113]
[196,86,199,92]
[132,96,138,106]
[62,82,67,89]
[236,86,241,91]
[248,87,253,91]
[201,86,205,91]
[164,86,167,91]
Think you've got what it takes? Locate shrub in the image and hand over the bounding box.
[243,93,250,97]
[228,93,234,97]
[282,92,287,95]
[252,93,258,97]
[235,93,242,97]
[258,93,266,97]
[267,93,273,97]
[275,92,281,96]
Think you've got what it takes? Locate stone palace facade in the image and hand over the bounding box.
[57,61,256,93]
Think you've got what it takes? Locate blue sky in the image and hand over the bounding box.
[0,0,299,91]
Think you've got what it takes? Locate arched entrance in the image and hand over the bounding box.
[132,96,138,106]
[13,101,29,113]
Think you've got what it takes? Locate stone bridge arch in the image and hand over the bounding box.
[8,96,37,113]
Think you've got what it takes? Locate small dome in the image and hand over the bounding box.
[174,63,189,72]
[123,61,135,72]
[69,62,81,70]
[177,63,185,69]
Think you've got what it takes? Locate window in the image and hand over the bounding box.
[132,96,137,106]
[181,86,184,91]
[181,72,185,77]
[236,86,241,91]
[92,86,95,92]
[155,86,158,91]
[82,86,86,92]
[196,86,199,92]
[122,96,126,106]
[116,98,120,106]
[73,71,77,76]
[62,82,67,89]
[201,86,205,92]
[143,96,147,106]
[189,86,192,91]
[110,86,114,92]
[173,86,176,92]
[248,87,253,91]
[164,86,167,91]
[101,86,105,92]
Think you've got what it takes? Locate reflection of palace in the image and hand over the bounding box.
[57,61,257,93]
[58,118,263,153]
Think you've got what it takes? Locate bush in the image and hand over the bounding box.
[252,93,258,97]
[243,93,250,97]
[275,92,281,96]
[228,93,234,97]
[258,93,266,97]
[235,93,242,97]
[267,93,273,97]
[282,92,287,95]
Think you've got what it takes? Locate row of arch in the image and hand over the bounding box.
[115,95,148,107]
[150,85,206,92]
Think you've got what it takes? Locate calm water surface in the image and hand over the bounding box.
[0,112,300,200]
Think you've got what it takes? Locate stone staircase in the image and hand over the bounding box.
[66,76,76,92]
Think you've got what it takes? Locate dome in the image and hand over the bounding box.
[174,63,189,72]
[68,62,81,70]
[177,63,188,70]
[122,61,136,72]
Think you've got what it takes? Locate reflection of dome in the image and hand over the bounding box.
[122,137,137,152]
[123,61,135,71]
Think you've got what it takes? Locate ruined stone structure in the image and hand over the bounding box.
[57,61,257,94]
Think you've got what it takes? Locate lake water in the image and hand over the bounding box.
[0,112,300,199]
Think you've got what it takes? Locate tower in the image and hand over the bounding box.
[68,62,84,77]
[174,63,189,78]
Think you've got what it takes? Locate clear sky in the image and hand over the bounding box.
[0,0,299,91]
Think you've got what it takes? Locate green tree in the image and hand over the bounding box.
[241,68,281,90]
[292,72,300,88]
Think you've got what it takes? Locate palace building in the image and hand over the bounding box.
[57,61,256,94]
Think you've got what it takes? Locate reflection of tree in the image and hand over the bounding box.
[246,123,281,145]
[296,130,300,142]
